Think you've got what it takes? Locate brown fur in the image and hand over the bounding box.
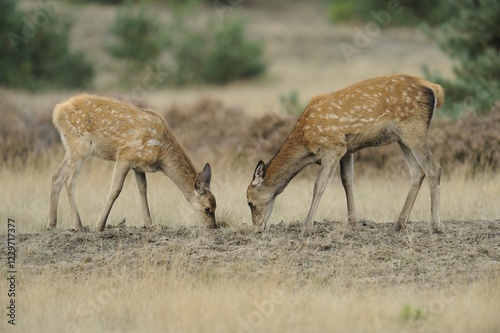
[49,94,217,232]
[248,74,444,236]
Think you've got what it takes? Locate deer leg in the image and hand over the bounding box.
[340,153,357,226]
[48,155,69,230]
[96,161,131,232]
[301,152,342,237]
[401,139,442,233]
[395,141,425,232]
[134,170,152,228]
[64,157,86,232]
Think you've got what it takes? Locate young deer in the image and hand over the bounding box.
[247,74,444,236]
[48,94,217,232]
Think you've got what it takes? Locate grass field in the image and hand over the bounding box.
[1,1,499,332]
[1,157,499,332]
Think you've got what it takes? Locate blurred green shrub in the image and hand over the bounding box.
[0,0,94,90]
[200,20,266,84]
[168,19,266,85]
[327,0,454,26]
[424,0,500,116]
[107,5,163,69]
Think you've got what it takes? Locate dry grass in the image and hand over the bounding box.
[1,156,499,333]
[5,264,498,333]
[1,153,500,234]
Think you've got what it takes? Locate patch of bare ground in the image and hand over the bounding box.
[11,220,499,289]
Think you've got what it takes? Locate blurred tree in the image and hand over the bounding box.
[107,5,163,69]
[327,0,454,26]
[424,0,500,115]
[0,0,94,90]
[201,20,266,84]
[167,19,266,85]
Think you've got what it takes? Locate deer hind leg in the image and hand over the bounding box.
[395,141,425,232]
[400,138,442,233]
[64,156,87,232]
[48,155,69,230]
[301,149,344,237]
[134,170,152,228]
[96,160,131,231]
[340,153,357,226]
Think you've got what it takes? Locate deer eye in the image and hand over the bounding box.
[204,207,211,213]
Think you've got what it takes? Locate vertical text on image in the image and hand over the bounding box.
[6,218,17,326]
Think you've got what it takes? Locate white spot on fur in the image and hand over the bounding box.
[147,139,160,146]
[130,138,141,148]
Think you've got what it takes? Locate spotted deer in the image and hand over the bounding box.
[48,94,217,232]
[247,74,444,236]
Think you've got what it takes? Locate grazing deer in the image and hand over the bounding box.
[48,93,217,232]
[247,74,444,236]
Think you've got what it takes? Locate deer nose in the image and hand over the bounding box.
[207,222,219,229]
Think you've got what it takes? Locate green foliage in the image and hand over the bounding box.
[327,0,454,26]
[0,0,94,90]
[173,30,206,85]
[424,0,500,116]
[168,19,266,85]
[201,20,266,84]
[72,0,125,4]
[107,5,163,68]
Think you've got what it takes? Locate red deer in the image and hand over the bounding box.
[48,94,217,232]
[247,74,444,236]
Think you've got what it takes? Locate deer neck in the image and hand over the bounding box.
[264,133,316,197]
[161,144,198,202]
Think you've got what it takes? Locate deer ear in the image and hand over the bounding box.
[195,163,211,194]
[252,160,266,186]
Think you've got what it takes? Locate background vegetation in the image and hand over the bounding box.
[0,0,94,89]
[327,0,455,26]
[423,0,500,116]
[1,0,499,117]
[166,18,266,85]
[107,5,164,69]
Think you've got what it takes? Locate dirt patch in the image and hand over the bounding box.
[9,220,500,289]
